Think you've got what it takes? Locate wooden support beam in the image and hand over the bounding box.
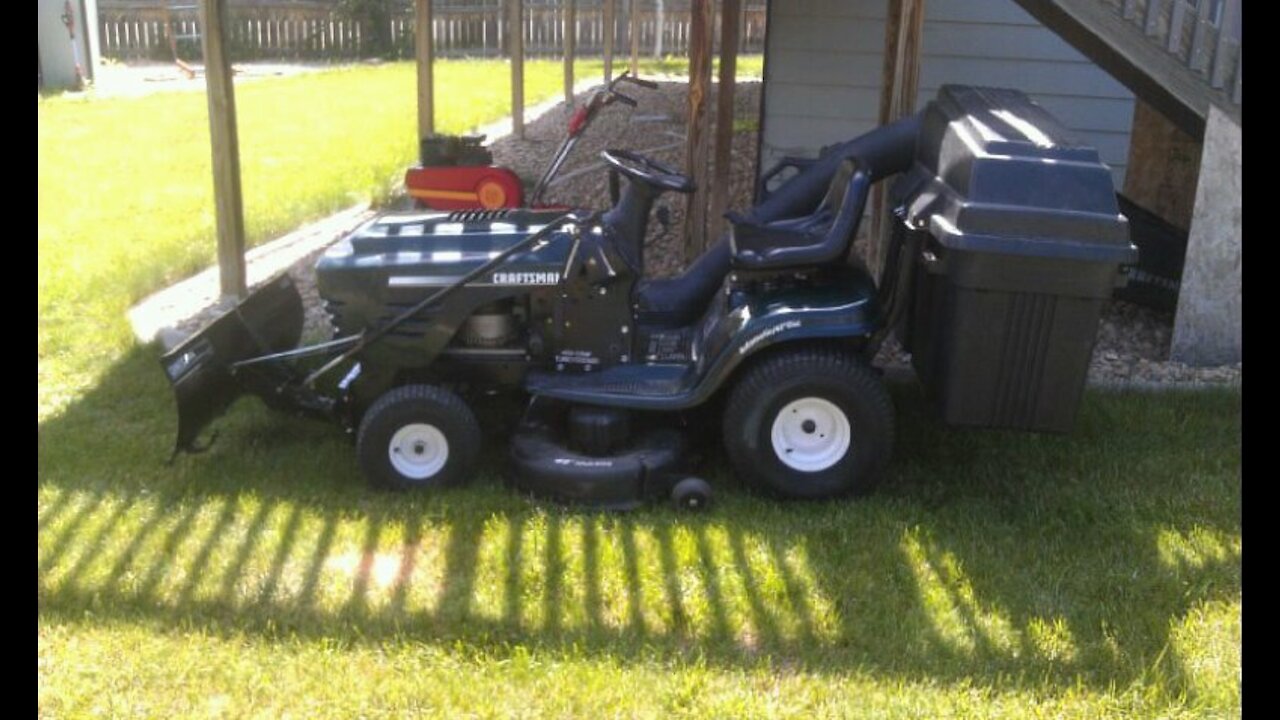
[629,0,640,76]
[510,0,524,138]
[563,0,576,105]
[415,0,434,138]
[603,0,616,82]
[708,0,741,241]
[868,0,924,279]
[681,0,714,264]
[198,0,247,299]
[1123,98,1202,231]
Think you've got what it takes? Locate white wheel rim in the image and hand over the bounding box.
[388,423,449,480]
[770,397,852,472]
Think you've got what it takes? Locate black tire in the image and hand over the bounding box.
[671,477,713,512]
[356,384,482,491]
[722,345,894,500]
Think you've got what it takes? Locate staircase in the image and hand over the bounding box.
[1012,0,1240,136]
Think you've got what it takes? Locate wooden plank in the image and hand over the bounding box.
[868,0,925,279]
[682,0,714,264]
[1209,0,1238,89]
[1166,0,1186,54]
[415,0,434,138]
[1231,52,1241,105]
[603,0,615,81]
[198,0,247,299]
[510,0,524,138]
[708,0,741,241]
[629,0,639,76]
[1187,0,1212,73]
[1144,0,1162,36]
[564,0,576,105]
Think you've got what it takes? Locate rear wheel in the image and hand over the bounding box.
[723,346,894,499]
[357,384,481,491]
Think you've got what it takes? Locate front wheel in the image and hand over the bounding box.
[356,384,481,491]
[723,346,894,499]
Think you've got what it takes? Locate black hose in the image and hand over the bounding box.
[750,112,923,224]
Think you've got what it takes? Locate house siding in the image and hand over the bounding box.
[759,0,1135,187]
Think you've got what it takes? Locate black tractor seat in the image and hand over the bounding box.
[728,157,871,271]
[633,157,874,328]
[634,237,732,328]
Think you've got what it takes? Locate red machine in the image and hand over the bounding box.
[404,72,658,211]
[405,162,525,210]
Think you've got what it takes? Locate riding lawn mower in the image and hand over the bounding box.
[160,84,1137,511]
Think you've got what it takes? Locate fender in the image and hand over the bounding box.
[530,268,882,411]
[684,275,883,408]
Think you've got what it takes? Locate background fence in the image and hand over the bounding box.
[97,0,768,62]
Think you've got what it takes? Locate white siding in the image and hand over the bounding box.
[759,0,1135,186]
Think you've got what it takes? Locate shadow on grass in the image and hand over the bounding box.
[38,345,1241,701]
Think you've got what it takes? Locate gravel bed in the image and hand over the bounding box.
[275,80,1237,387]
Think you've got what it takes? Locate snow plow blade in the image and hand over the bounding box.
[159,274,305,455]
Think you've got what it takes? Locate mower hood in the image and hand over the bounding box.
[316,208,575,336]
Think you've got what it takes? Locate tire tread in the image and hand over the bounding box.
[723,344,894,498]
[356,384,481,491]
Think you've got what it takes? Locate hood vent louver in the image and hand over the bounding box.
[447,209,513,223]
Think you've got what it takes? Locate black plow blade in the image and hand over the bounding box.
[159,273,305,456]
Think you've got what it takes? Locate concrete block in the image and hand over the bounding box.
[1171,104,1241,365]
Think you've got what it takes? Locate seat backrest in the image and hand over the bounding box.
[817,157,872,256]
[819,158,858,217]
[729,156,874,271]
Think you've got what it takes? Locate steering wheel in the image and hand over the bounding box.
[600,149,696,194]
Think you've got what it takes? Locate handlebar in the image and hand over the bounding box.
[610,92,638,108]
[621,75,659,90]
[597,71,656,109]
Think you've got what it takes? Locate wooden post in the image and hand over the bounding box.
[654,0,665,58]
[629,0,640,76]
[708,0,740,241]
[603,0,615,82]
[198,0,247,299]
[868,0,924,278]
[563,0,576,105]
[415,0,434,138]
[510,0,524,138]
[681,0,714,264]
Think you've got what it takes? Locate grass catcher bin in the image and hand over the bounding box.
[894,85,1138,432]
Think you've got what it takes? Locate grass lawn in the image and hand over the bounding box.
[39,376,1240,717]
[39,56,1238,718]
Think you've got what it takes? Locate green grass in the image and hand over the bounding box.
[39,360,1240,717]
[38,56,1237,718]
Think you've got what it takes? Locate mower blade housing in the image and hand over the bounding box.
[159,273,305,454]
